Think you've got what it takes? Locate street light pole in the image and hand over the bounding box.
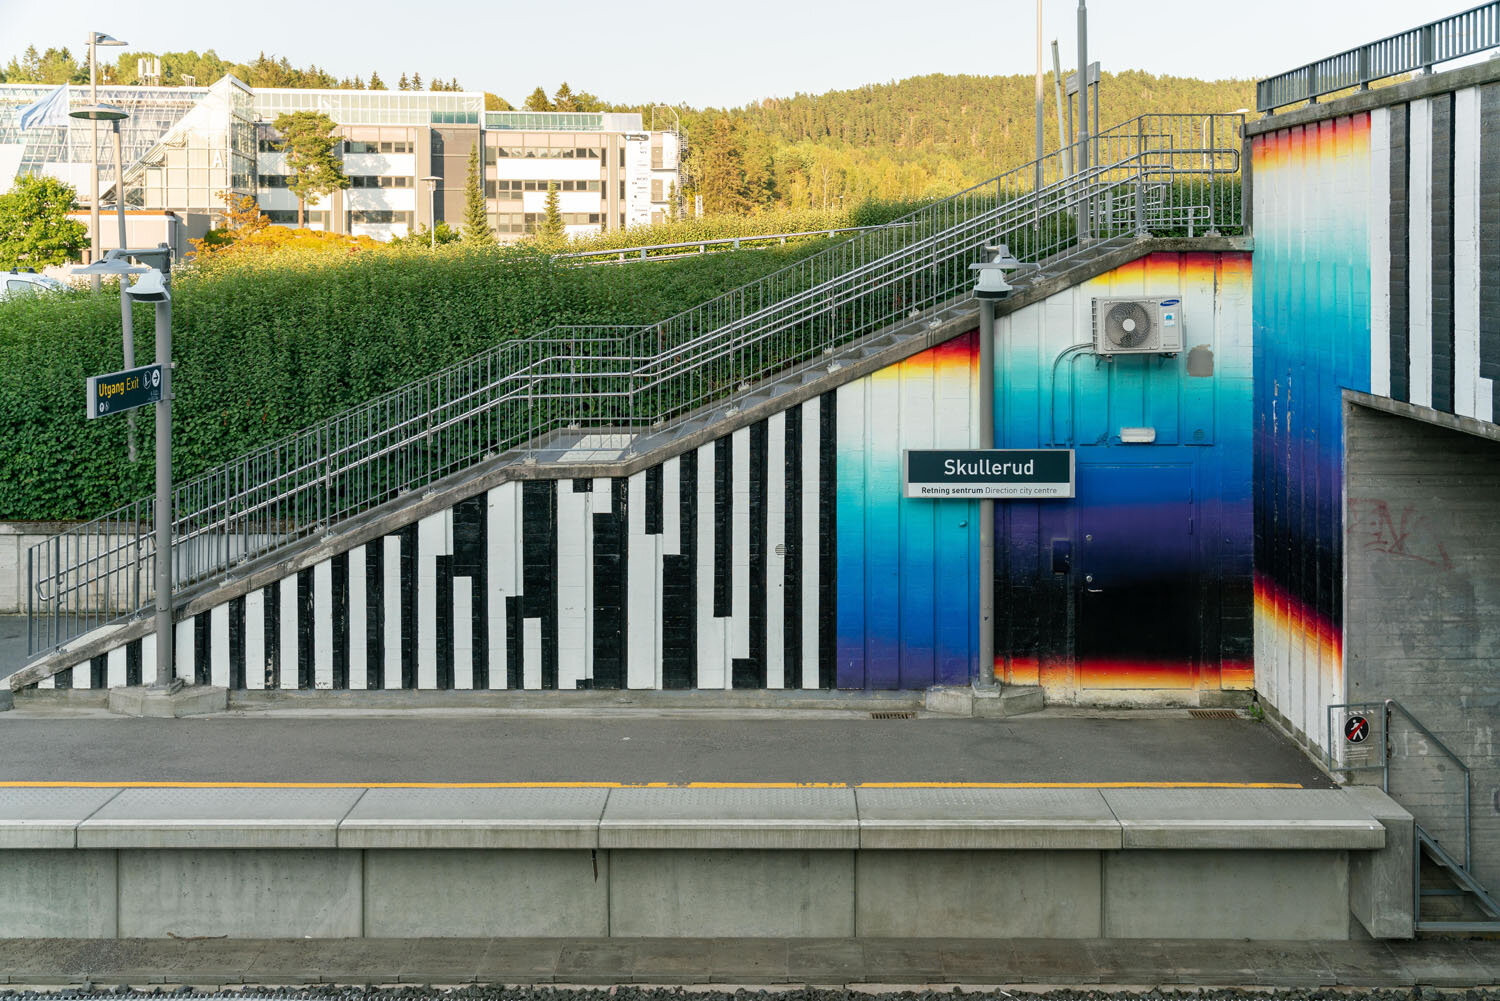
[88,32,99,289]
[422,175,442,248]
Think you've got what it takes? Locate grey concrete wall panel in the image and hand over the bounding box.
[1101,788,1386,849]
[362,848,608,937]
[0,849,117,937]
[854,849,1102,938]
[1103,849,1350,939]
[855,787,1122,850]
[1343,400,1500,889]
[1344,785,1417,939]
[0,787,122,848]
[338,787,607,849]
[600,787,858,849]
[117,848,362,938]
[609,848,855,937]
[78,787,367,849]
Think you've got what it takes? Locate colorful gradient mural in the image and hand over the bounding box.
[1251,114,1371,745]
[834,252,1254,697]
[835,333,981,688]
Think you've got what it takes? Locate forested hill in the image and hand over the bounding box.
[626,70,1257,215]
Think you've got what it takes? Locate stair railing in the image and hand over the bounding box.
[27,113,1245,658]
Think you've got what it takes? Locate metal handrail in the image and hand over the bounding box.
[1256,1,1500,112]
[1385,698,1472,871]
[27,113,1245,657]
[551,223,916,264]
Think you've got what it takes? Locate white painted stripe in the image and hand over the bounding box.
[348,546,367,690]
[141,633,156,685]
[556,483,589,691]
[383,535,402,690]
[176,617,195,685]
[280,575,299,689]
[245,589,265,691]
[696,441,725,689]
[801,397,821,689]
[592,477,611,513]
[489,482,521,689]
[454,576,473,690]
[767,411,786,689]
[523,618,542,690]
[731,426,751,663]
[1369,106,1392,399]
[663,456,681,556]
[210,603,230,688]
[38,672,53,689]
[1453,88,1486,420]
[1408,98,1434,409]
[582,485,595,685]
[107,645,127,689]
[417,513,445,689]
[313,560,333,689]
[72,660,91,689]
[626,471,656,688]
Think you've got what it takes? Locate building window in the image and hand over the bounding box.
[651,142,663,169]
[258,174,289,188]
[651,179,663,202]
[345,139,414,154]
[349,209,415,225]
[349,175,413,188]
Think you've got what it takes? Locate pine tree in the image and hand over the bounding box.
[272,111,350,227]
[553,82,576,111]
[411,72,422,91]
[368,71,386,90]
[462,142,494,245]
[539,182,565,246]
[397,72,408,91]
[524,87,552,111]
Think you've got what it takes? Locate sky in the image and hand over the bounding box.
[0,0,1476,109]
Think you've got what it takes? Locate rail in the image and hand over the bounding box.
[552,224,913,265]
[1257,1,1500,112]
[27,113,1245,657]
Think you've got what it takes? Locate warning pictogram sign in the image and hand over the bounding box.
[1344,715,1370,743]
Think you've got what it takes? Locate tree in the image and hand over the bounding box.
[389,220,459,248]
[0,175,88,269]
[539,182,565,246]
[484,92,513,111]
[697,117,748,214]
[368,70,386,90]
[397,73,409,91]
[553,82,576,112]
[524,87,552,111]
[411,72,422,91]
[462,143,494,245]
[272,111,350,227]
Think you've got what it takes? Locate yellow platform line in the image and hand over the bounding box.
[0,780,1303,789]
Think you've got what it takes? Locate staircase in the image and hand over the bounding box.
[25,113,1246,661]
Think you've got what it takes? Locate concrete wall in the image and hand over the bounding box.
[1344,399,1500,889]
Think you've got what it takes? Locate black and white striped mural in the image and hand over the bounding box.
[40,394,840,692]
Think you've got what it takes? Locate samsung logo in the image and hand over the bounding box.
[1160,298,1181,306]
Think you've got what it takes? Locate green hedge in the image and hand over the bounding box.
[0,241,830,521]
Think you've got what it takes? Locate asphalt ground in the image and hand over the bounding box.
[0,614,26,683]
[0,710,1332,787]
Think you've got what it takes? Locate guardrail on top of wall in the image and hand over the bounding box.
[1256,1,1500,113]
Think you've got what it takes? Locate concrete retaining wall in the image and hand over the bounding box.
[0,785,1410,940]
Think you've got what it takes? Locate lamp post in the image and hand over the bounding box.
[84,31,129,289]
[422,175,442,248]
[72,102,137,460]
[127,268,175,690]
[969,245,1022,688]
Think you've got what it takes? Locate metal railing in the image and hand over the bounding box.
[552,224,913,265]
[27,113,1244,657]
[1257,1,1500,112]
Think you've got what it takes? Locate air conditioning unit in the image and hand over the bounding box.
[1091,297,1184,355]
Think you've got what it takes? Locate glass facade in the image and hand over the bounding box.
[255,89,481,127]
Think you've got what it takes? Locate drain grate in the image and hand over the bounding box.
[870,711,916,720]
[1188,708,1241,720]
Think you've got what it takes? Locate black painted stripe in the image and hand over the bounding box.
[646,464,664,535]
[194,612,210,686]
[714,436,731,618]
[454,495,488,690]
[1390,104,1411,402]
[265,580,281,690]
[662,452,698,689]
[436,554,454,690]
[399,524,418,689]
[1482,85,1500,419]
[54,661,71,688]
[592,479,628,689]
[365,541,385,689]
[783,404,803,687]
[522,480,559,690]
[506,594,524,689]
[332,552,349,690]
[819,391,837,689]
[126,638,142,687]
[734,420,769,689]
[1432,93,1456,413]
[572,477,594,493]
[229,596,246,690]
[90,654,106,689]
[297,569,314,689]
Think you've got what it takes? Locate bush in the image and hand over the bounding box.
[0,240,832,521]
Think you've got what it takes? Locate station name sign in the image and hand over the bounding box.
[86,363,162,420]
[904,449,1075,499]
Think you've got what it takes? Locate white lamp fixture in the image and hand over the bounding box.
[125,268,170,302]
[969,243,1025,300]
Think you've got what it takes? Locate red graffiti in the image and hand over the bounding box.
[1347,498,1453,570]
